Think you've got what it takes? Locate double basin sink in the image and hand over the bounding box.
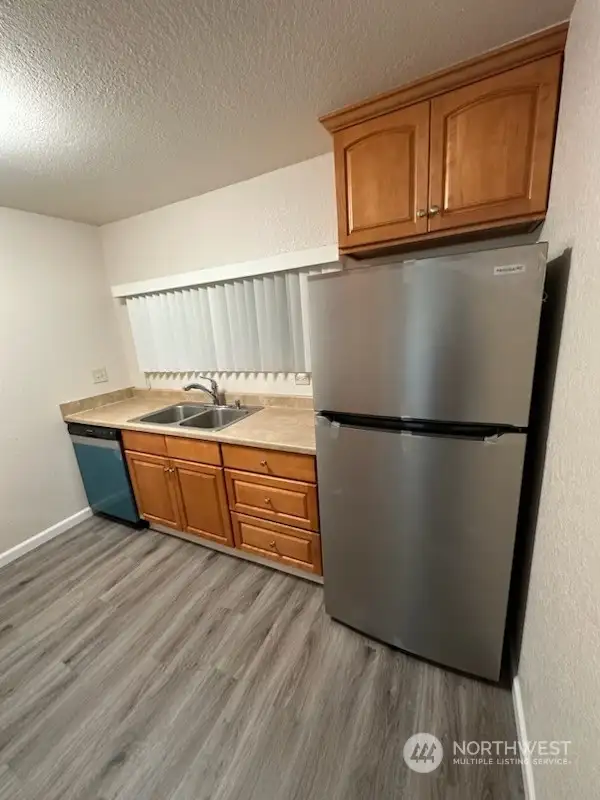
[130,403,261,432]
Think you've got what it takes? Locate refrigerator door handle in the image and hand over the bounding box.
[316,413,523,441]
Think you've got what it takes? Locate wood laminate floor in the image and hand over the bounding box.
[0,518,523,799]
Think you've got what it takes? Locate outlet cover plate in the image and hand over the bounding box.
[295,373,311,386]
[92,367,109,384]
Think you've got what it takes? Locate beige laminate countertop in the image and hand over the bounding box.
[64,396,316,455]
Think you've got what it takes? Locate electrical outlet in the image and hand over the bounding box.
[295,373,311,386]
[92,367,109,384]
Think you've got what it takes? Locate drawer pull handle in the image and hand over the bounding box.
[269,540,277,548]
[260,459,268,467]
[264,497,272,505]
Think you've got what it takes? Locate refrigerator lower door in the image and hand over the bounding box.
[315,417,527,680]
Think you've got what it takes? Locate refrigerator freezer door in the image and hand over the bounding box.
[309,244,546,427]
[315,417,527,680]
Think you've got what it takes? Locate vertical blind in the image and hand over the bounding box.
[125,266,336,374]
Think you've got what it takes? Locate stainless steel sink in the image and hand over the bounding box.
[179,406,251,430]
[136,403,210,424]
[129,403,261,431]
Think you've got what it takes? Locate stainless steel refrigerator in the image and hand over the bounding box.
[308,243,547,681]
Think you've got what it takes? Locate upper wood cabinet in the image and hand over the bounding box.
[321,24,567,256]
[428,55,561,232]
[335,103,430,249]
[124,433,322,577]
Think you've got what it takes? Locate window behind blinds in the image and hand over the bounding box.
[125,266,336,374]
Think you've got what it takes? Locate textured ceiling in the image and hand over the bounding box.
[0,0,574,224]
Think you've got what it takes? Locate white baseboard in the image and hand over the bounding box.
[0,507,92,570]
[513,673,536,800]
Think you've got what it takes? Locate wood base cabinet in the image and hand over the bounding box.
[124,433,231,546]
[123,432,321,577]
[321,24,566,255]
[224,451,322,575]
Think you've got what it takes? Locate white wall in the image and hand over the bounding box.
[101,154,337,395]
[0,208,128,552]
[101,154,337,285]
[518,1,600,796]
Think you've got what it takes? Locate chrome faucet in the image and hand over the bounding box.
[183,378,220,405]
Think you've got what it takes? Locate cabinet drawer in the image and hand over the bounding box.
[122,430,167,456]
[232,513,322,575]
[166,436,221,466]
[225,469,319,531]
[222,444,316,482]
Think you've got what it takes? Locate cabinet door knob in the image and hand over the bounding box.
[264,497,272,505]
[416,208,427,218]
[269,540,277,548]
[260,459,268,467]
[163,466,169,473]
[428,205,441,216]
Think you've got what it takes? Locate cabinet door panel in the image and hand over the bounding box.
[428,54,561,230]
[172,460,233,546]
[335,102,430,248]
[125,452,180,529]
